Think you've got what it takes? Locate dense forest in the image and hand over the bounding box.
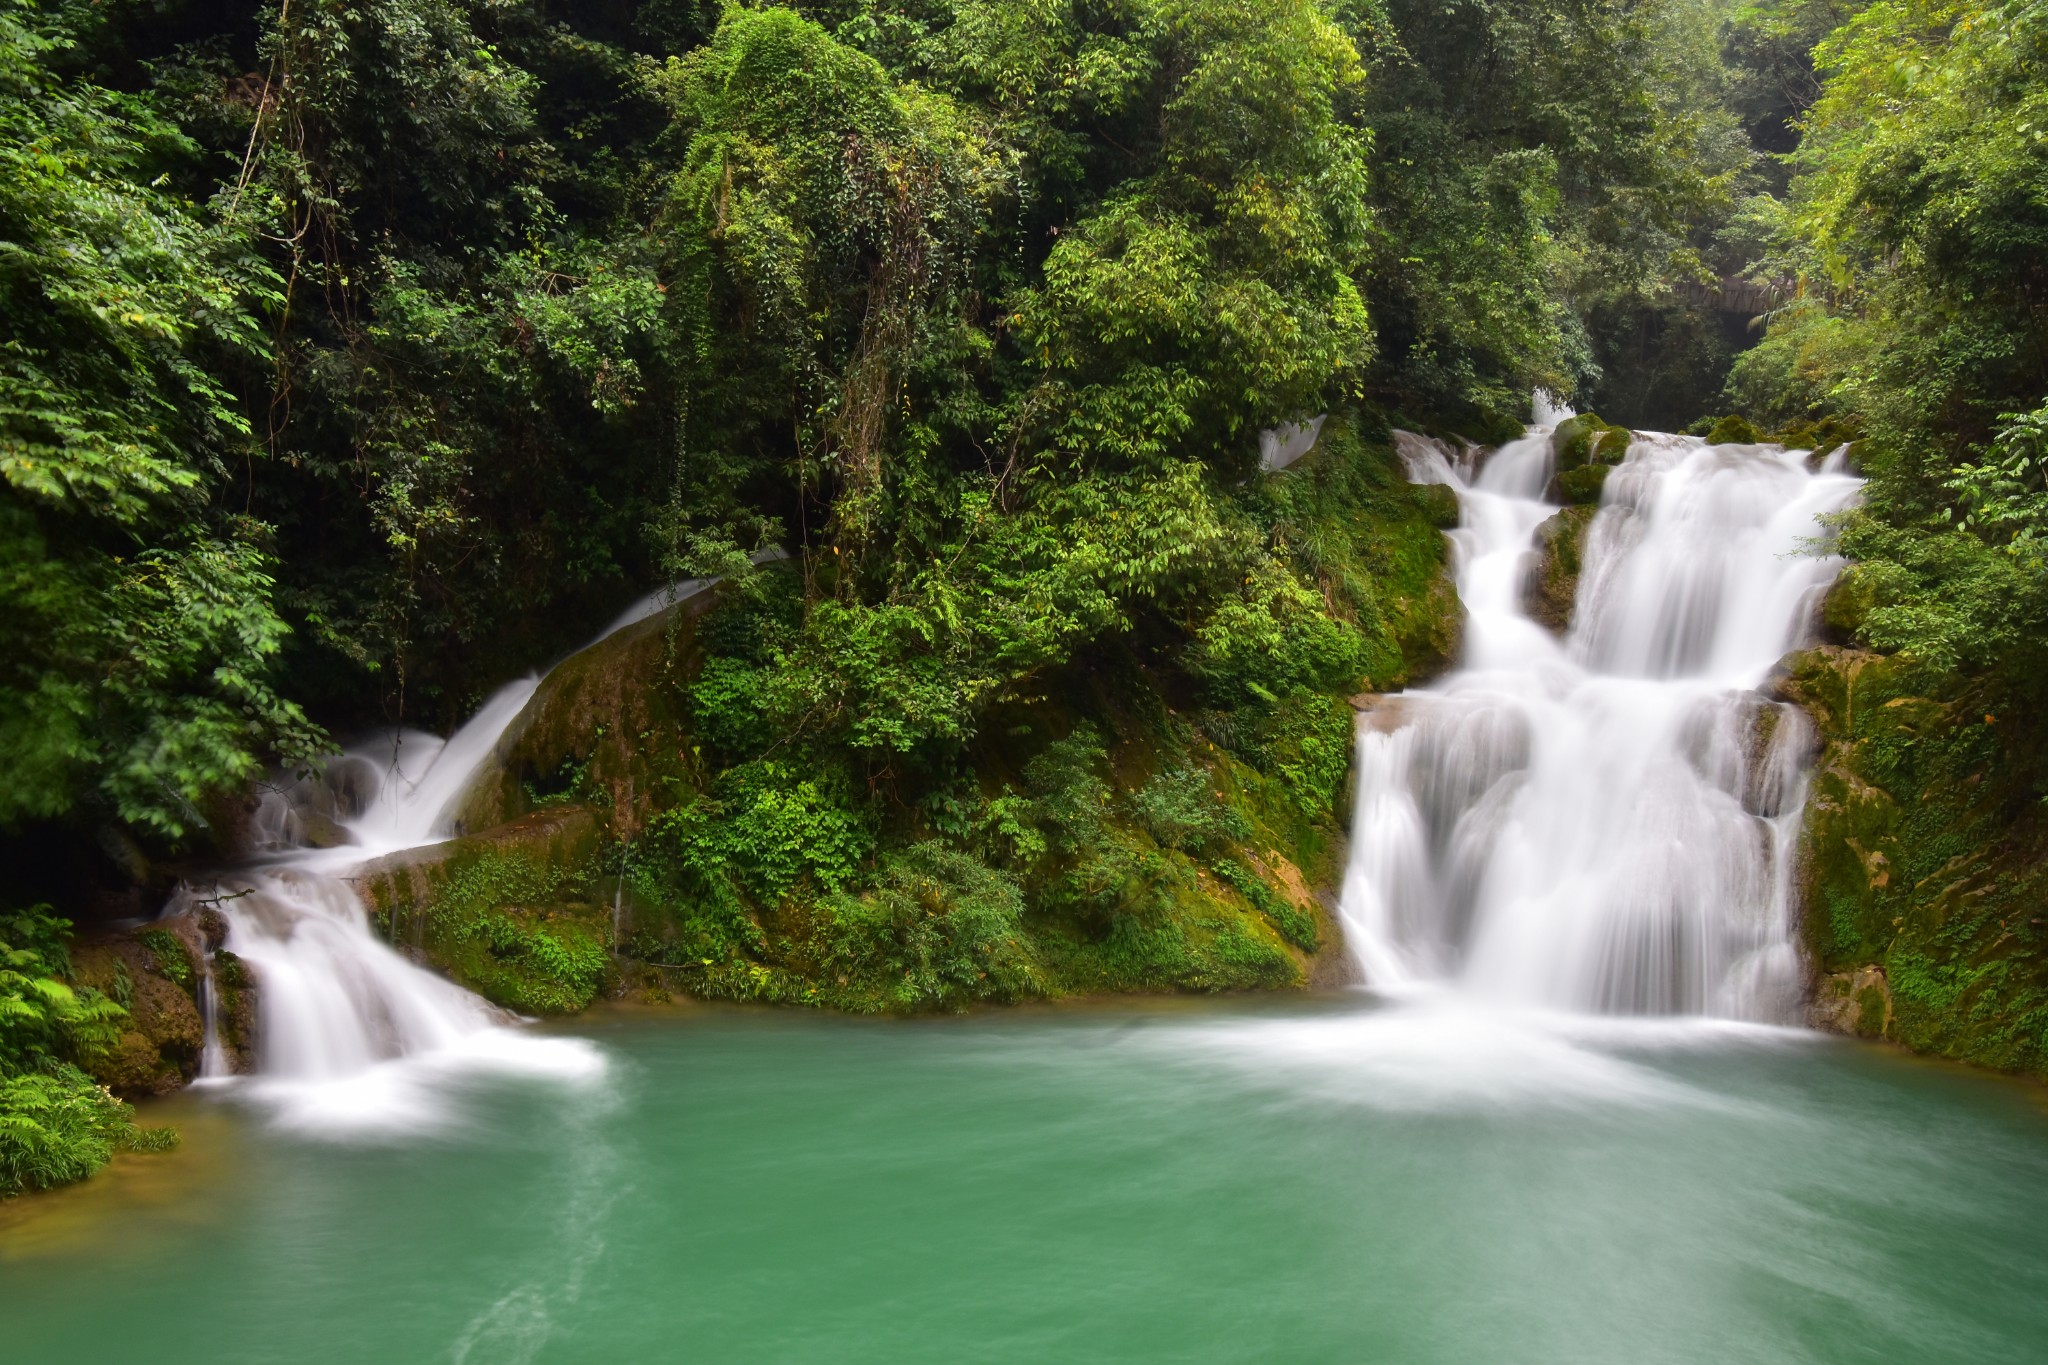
[6,0,2048,1195]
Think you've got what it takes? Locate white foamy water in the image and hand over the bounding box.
[170,674,605,1132]
[1343,418,1860,1021]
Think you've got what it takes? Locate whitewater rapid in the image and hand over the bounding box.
[1339,419,1860,1020]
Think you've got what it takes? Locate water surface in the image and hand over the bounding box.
[7,997,2048,1364]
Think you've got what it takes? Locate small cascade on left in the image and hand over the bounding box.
[167,677,605,1132]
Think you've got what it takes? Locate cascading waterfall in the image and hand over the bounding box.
[161,567,770,1127]
[164,676,610,1129]
[1340,415,1861,1020]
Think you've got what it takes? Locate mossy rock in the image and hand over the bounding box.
[450,587,716,839]
[70,923,230,1097]
[1811,966,1894,1038]
[1547,415,1630,503]
[1553,464,1609,506]
[1771,415,1862,466]
[1776,644,2048,1074]
[1414,481,1460,530]
[1550,413,1632,472]
[1820,568,1879,643]
[1704,414,1760,445]
[358,806,613,1014]
[1523,505,1598,634]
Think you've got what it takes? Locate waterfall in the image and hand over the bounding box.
[1343,425,1861,1020]
[164,678,595,1130]
[161,563,779,1127]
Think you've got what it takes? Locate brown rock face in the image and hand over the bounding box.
[71,930,202,1096]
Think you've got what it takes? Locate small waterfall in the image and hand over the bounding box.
[154,567,763,1126]
[161,675,608,1130]
[195,946,230,1082]
[1345,427,1860,1020]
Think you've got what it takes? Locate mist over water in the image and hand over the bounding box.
[1343,422,1861,1019]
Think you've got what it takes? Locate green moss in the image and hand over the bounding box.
[361,811,612,1015]
[1785,646,2048,1072]
[1771,414,1862,461]
[1214,857,1318,951]
[1551,414,1631,471]
[1554,464,1609,505]
[1525,504,1597,633]
[1705,414,1760,445]
[134,928,193,993]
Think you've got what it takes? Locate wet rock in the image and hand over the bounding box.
[1811,965,1893,1038]
[1522,505,1597,634]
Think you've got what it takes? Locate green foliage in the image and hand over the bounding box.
[0,1067,140,1198]
[1,906,124,1075]
[1128,766,1250,854]
[4,0,1737,871]
[813,842,1044,1010]
[0,7,321,839]
[642,760,874,909]
[0,905,165,1197]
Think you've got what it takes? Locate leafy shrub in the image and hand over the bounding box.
[1128,766,1249,853]
[642,761,874,906]
[0,1068,141,1197]
[688,657,773,757]
[1187,554,1368,708]
[815,843,1045,1011]
[2,907,124,1074]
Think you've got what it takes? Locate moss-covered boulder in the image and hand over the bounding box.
[1771,415,1861,467]
[1523,505,1598,634]
[1547,414,1630,503]
[1704,414,1761,445]
[69,912,255,1096]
